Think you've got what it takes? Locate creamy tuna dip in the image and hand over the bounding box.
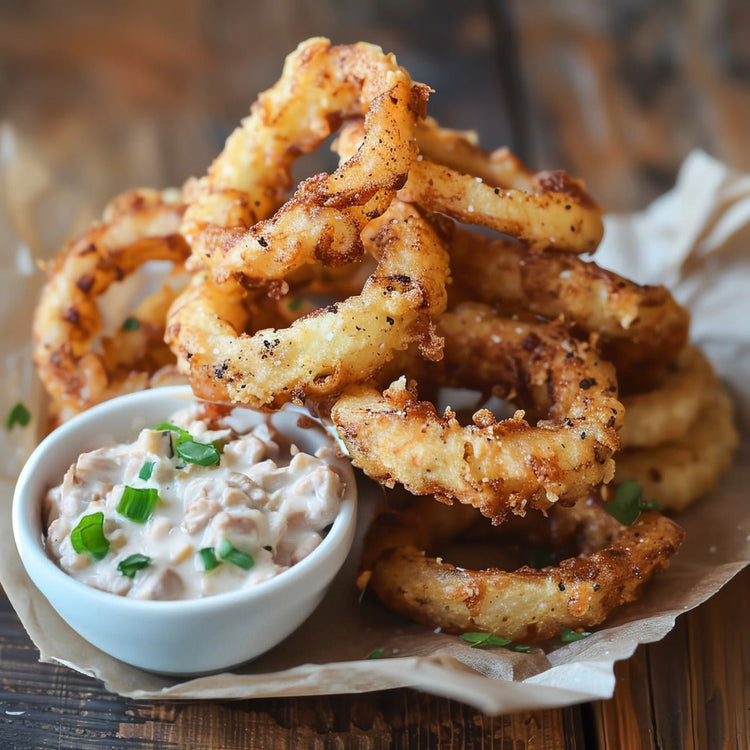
[44,404,346,600]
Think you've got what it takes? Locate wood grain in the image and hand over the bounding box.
[0,583,587,748]
[593,566,749,750]
[1,569,746,747]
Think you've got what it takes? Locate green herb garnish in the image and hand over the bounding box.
[155,423,221,466]
[117,486,159,523]
[366,647,385,659]
[199,547,221,572]
[175,439,221,467]
[117,553,151,578]
[460,632,513,648]
[460,632,534,652]
[155,422,191,442]
[218,539,255,570]
[70,512,110,560]
[138,461,155,480]
[605,480,663,525]
[122,316,140,331]
[560,626,590,643]
[5,402,31,430]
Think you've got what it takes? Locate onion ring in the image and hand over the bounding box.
[182,37,429,286]
[332,304,623,522]
[33,188,189,414]
[359,492,685,642]
[334,118,604,253]
[415,116,543,189]
[615,386,739,511]
[166,200,449,408]
[619,345,716,449]
[446,227,690,387]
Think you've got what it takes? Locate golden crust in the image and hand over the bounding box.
[332,305,623,522]
[166,200,449,408]
[182,37,430,285]
[33,188,189,415]
[615,385,739,511]
[360,494,685,642]
[446,227,691,389]
[619,345,716,448]
[335,118,605,254]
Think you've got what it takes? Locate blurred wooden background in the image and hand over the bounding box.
[2,0,749,215]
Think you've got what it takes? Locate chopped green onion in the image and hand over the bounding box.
[117,553,151,578]
[460,632,513,649]
[70,512,110,560]
[154,423,220,466]
[605,480,663,525]
[154,422,191,442]
[5,402,31,430]
[199,547,221,572]
[117,486,159,523]
[218,539,254,570]
[366,647,385,659]
[122,316,140,331]
[138,461,155,480]
[176,439,220,466]
[560,626,590,643]
[512,645,531,653]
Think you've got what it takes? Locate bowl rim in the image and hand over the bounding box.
[12,386,357,615]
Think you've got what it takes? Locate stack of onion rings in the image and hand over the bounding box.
[33,37,738,645]
[324,86,721,638]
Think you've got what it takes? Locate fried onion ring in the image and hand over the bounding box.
[182,37,429,286]
[332,304,623,522]
[359,493,685,642]
[615,385,739,511]
[166,200,449,408]
[415,116,543,189]
[619,345,716,449]
[334,118,604,253]
[446,227,690,387]
[33,188,189,414]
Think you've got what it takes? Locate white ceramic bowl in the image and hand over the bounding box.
[12,386,357,675]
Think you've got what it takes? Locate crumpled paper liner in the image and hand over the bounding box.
[0,130,747,714]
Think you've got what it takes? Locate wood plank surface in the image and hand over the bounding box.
[0,567,746,747]
[593,566,749,750]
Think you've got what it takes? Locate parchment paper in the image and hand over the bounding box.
[0,130,747,714]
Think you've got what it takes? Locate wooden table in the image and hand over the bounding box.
[0,567,746,748]
[1,1,748,746]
